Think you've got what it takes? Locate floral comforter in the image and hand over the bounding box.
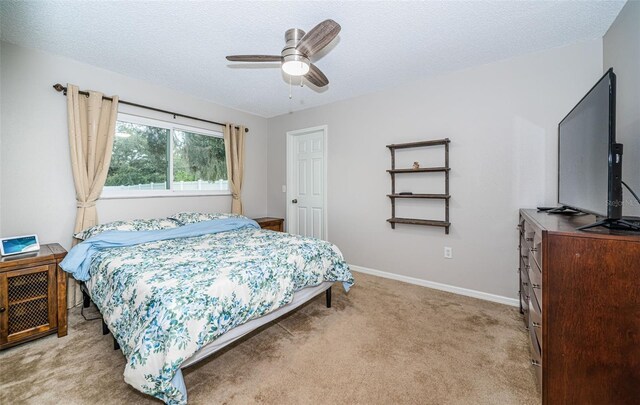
[82,225,353,403]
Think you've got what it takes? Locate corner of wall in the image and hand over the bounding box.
[602,0,640,216]
[265,118,270,216]
[0,40,3,236]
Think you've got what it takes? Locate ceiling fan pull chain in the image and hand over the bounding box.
[300,76,303,87]
[289,75,292,99]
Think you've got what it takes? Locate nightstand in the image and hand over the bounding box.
[253,217,285,232]
[0,243,67,350]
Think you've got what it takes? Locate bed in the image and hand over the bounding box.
[61,215,354,404]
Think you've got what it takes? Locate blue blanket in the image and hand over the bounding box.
[60,217,259,281]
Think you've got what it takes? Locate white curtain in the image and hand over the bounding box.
[66,84,119,308]
[223,123,246,214]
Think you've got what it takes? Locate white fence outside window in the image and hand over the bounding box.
[104,179,229,192]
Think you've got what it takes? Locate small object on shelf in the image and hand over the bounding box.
[386,138,450,234]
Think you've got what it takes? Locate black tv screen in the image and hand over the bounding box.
[558,69,620,219]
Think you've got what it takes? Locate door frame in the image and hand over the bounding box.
[285,125,329,240]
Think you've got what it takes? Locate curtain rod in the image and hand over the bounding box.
[52,83,248,133]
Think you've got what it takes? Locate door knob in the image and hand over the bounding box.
[292,199,298,204]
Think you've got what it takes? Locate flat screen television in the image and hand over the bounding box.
[557,68,626,229]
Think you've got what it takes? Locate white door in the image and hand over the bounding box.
[287,126,327,239]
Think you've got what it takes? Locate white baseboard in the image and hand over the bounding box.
[349,264,519,307]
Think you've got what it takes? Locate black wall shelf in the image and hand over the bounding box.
[387,138,450,234]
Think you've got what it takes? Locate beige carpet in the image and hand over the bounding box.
[0,272,539,404]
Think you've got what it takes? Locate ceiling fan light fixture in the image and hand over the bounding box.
[226,20,340,87]
[282,54,310,76]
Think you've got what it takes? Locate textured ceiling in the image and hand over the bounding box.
[0,1,625,118]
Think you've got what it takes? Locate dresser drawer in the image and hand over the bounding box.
[522,221,542,268]
[520,264,530,293]
[520,232,531,256]
[529,294,542,349]
[519,253,529,272]
[528,324,542,390]
[519,241,530,267]
[519,268,530,320]
[529,238,542,270]
[528,263,542,309]
[522,220,535,241]
[521,295,529,328]
[520,276,530,328]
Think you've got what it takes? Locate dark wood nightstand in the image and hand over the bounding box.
[253,217,285,232]
[0,243,67,350]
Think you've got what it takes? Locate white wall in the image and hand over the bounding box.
[0,41,3,236]
[604,0,640,217]
[267,40,603,299]
[0,42,269,250]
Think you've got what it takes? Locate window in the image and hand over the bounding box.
[103,114,228,197]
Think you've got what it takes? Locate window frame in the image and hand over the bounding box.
[101,113,230,199]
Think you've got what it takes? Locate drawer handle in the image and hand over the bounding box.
[532,322,541,328]
[522,282,529,287]
[531,359,541,367]
[526,237,534,242]
[530,247,538,253]
[532,283,541,289]
[0,307,5,313]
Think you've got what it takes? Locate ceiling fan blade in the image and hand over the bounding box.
[305,64,329,87]
[226,55,282,62]
[296,19,341,57]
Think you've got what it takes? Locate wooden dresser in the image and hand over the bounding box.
[0,243,67,349]
[518,209,640,404]
[253,217,284,232]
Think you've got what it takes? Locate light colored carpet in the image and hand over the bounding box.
[0,272,539,404]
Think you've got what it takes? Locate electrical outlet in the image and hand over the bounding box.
[444,247,453,259]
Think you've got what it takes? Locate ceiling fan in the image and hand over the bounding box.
[226,19,341,88]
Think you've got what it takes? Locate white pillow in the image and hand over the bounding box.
[73,218,181,240]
